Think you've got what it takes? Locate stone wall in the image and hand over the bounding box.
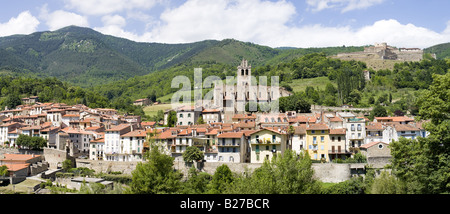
[312,163,352,183]
[73,158,362,183]
[43,148,75,169]
[367,156,392,168]
[174,161,263,177]
[75,159,142,175]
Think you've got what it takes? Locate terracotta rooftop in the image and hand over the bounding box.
[217,132,244,138]
[121,130,147,137]
[306,123,329,130]
[294,124,307,135]
[329,128,346,135]
[360,141,388,149]
[106,124,130,131]
[366,122,384,131]
[1,154,40,161]
[232,114,256,119]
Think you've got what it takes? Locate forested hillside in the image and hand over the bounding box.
[424,42,450,59]
[0,26,365,87]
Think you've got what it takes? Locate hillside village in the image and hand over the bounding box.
[0,59,431,187]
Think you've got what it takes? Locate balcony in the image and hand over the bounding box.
[328,149,350,154]
[218,143,240,147]
[254,139,280,144]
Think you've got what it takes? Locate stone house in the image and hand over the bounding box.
[359,141,391,168]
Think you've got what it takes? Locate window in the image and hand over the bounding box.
[179,114,183,118]
[321,136,324,142]
[332,137,335,141]
[378,144,383,149]
[338,137,341,142]
[188,113,191,118]
[313,136,317,143]
[256,145,260,153]
[311,130,315,134]
[351,124,355,131]
[357,124,361,131]
[272,135,276,143]
[321,130,325,134]
[266,146,269,150]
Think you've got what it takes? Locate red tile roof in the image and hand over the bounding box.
[217,132,244,138]
[329,128,346,135]
[306,123,329,130]
[360,141,388,149]
[121,130,147,137]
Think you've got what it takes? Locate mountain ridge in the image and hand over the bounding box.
[3,26,446,88]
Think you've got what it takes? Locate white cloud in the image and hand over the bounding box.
[94,14,152,42]
[65,0,160,16]
[306,0,385,13]
[43,11,89,31]
[131,0,450,49]
[0,11,40,37]
[101,15,127,28]
[147,0,296,44]
[39,4,89,31]
[264,19,450,49]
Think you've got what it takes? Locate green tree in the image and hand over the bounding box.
[167,111,177,127]
[370,171,406,194]
[62,159,73,172]
[182,146,204,163]
[369,105,387,120]
[181,166,212,194]
[279,92,311,113]
[15,135,47,150]
[226,150,320,194]
[368,96,375,105]
[3,93,21,109]
[196,116,205,125]
[208,164,234,194]
[130,146,182,194]
[0,165,8,176]
[390,73,450,194]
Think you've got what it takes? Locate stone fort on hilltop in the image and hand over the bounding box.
[334,42,431,70]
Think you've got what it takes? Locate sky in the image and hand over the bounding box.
[1,0,450,49]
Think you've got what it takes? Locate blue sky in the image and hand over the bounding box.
[1,0,450,48]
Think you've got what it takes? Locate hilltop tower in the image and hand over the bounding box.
[237,59,251,87]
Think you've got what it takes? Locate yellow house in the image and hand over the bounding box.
[249,127,287,163]
[306,123,330,162]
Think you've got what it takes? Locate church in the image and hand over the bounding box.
[212,59,292,115]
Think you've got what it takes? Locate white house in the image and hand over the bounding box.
[344,117,366,148]
[291,125,306,155]
[104,124,132,161]
[216,132,245,163]
[120,130,146,161]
